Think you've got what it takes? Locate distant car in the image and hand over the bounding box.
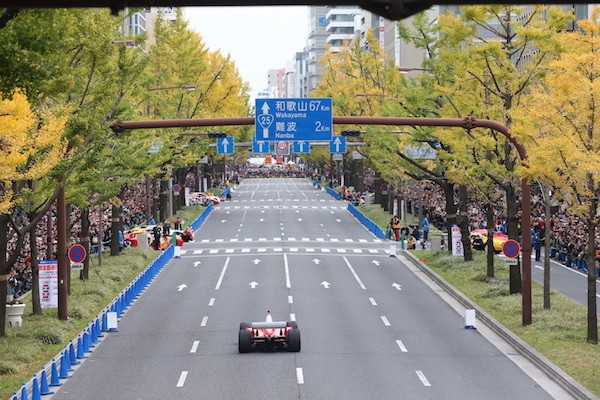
[239,312,301,353]
[470,229,509,253]
[190,192,221,206]
[124,225,155,247]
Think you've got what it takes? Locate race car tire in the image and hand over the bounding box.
[287,329,301,352]
[239,330,253,353]
[286,321,298,329]
[239,322,250,331]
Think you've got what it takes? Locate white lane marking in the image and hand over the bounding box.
[241,248,250,253]
[381,316,391,326]
[296,368,304,384]
[208,298,215,306]
[416,370,431,386]
[344,256,366,290]
[201,316,208,326]
[176,371,188,387]
[288,295,293,304]
[215,257,230,290]
[225,248,234,253]
[284,253,291,288]
[369,297,378,306]
[290,313,296,321]
[209,249,218,254]
[190,341,200,353]
[396,340,408,352]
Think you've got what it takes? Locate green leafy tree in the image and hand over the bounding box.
[513,8,600,343]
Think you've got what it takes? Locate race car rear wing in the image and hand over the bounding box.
[251,321,287,329]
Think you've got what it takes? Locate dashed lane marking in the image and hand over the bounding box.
[296,368,304,384]
[201,316,208,327]
[344,256,366,290]
[416,370,431,386]
[215,257,230,290]
[208,298,215,306]
[396,340,408,352]
[369,298,378,306]
[190,341,199,353]
[381,316,391,326]
[176,371,188,387]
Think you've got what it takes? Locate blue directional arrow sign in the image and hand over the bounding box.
[329,136,346,153]
[252,138,269,154]
[293,141,311,154]
[217,137,234,154]
[255,98,333,142]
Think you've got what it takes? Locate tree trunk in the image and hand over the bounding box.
[543,195,551,310]
[110,203,121,256]
[46,210,53,260]
[442,181,457,254]
[145,175,153,224]
[486,204,495,279]
[0,214,9,337]
[586,198,598,344]
[505,184,519,240]
[80,207,90,280]
[457,185,473,262]
[159,178,168,222]
[98,204,103,267]
[30,219,42,316]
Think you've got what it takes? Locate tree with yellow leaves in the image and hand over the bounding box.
[0,89,67,337]
[514,7,600,343]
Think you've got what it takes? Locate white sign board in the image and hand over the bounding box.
[405,145,437,160]
[71,262,84,271]
[451,225,464,257]
[39,260,58,308]
[332,153,343,161]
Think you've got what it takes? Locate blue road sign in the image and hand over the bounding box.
[502,240,521,258]
[252,138,269,154]
[255,98,333,142]
[329,136,346,153]
[293,141,311,154]
[217,137,234,155]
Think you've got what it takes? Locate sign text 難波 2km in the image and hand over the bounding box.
[255,98,332,142]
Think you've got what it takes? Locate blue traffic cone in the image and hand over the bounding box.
[31,375,41,400]
[101,312,108,332]
[63,349,73,371]
[39,368,53,395]
[59,352,69,379]
[76,336,87,359]
[96,318,104,337]
[91,323,98,343]
[49,359,61,387]
[20,383,28,400]
[69,341,79,365]
[11,392,18,400]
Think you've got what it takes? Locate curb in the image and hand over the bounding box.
[402,250,599,400]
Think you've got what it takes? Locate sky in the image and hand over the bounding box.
[185,6,310,101]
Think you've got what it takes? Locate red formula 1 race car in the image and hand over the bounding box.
[239,312,301,353]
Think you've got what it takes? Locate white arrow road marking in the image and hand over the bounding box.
[193,261,201,267]
[201,316,208,326]
[288,295,293,304]
[416,370,431,386]
[221,220,226,223]
[336,219,341,222]
[176,371,188,387]
[297,218,302,221]
[313,258,321,264]
[290,313,296,321]
[215,257,230,290]
[249,281,259,289]
[253,259,261,264]
[372,260,380,266]
[330,211,334,214]
[381,316,391,326]
[190,341,200,353]
[226,211,230,214]
[369,297,378,306]
[296,368,304,384]
[396,340,408,352]
[284,253,291,288]
[392,283,402,290]
[295,210,300,213]
[344,256,366,290]
[178,284,187,292]
[261,210,265,213]
[260,218,265,222]
[321,281,331,288]
[208,298,215,306]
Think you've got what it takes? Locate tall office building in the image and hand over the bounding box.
[122,7,179,47]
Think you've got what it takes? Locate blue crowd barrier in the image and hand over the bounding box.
[347,203,385,239]
[19,205,216,400]
[325,187,342,200]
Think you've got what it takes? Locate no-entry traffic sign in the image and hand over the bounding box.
[68,244,87,263]
[502,239,521,259]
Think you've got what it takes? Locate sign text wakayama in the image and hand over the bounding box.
[255,98,333,142]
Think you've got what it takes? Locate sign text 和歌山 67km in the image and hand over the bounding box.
[255,98,332,142]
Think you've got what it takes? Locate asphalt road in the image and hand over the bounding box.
[51,178,566,400]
